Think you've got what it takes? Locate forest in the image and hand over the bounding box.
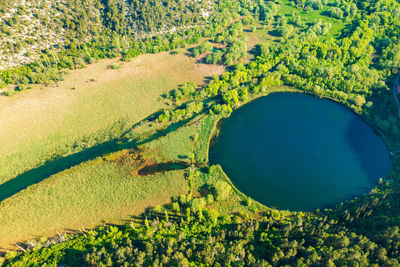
[0,0,233,87]
[1,0,400,266]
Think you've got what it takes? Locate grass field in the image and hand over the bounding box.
[0,160,188,249]
[0,107,222,248]
[140,115,216,165]
[277,0,345,39]
[0,51,224,185]
[0,48,224,249]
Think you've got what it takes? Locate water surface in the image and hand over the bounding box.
[210,93,391,211]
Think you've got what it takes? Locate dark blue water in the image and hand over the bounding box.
[209,93,391,211]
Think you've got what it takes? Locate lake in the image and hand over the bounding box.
[209,93,391,211]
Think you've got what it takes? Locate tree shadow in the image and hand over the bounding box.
[137,161,189,176]
[0,113,199,202]
[268,29,281,37]
[345,115,391,185]
[316,115,392,212]
[0,140,125,202]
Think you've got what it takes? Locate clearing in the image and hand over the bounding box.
[0,162,188,249]
[0,51,224,185]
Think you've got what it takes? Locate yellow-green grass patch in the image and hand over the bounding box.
[0,52,224,185]
[140,115,217,165]
[0,161,188,249]
[277,0,345,39]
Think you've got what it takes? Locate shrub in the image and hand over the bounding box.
[246,198,253,207]
[158,111,171,123]
[206,194,214,204]
[107,63,121,70]
[2,90,15,96]
[213,181,232,201]
[190,198,206,213]
[198,41,213,54]
[15,84,31,91]
[153,205,163,213]
[172,202,180,212]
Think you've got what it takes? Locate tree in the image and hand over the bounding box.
[213,181,232,201]
[255,43,270,57]
[277,25,293,37]
[353,94,366,107]
[223,89,240,107]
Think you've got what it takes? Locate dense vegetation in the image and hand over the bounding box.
[4,165,400,265]
[0,0,247,91]
[2,0,400,266]
[190,21,248,65]
[160,0,400,138]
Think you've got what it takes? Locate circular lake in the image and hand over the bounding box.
[209,93,392,211]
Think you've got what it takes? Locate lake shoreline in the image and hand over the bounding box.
[208,89,393,212]
[210,88,397,161]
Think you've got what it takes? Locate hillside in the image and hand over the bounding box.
[0,0,213,70]
[2,0,400,266]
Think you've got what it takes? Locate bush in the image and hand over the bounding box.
[15,84,31,91]
[0,78,5,89]
[254,43,269,57]
[107,63,121,70]
[172,202,180,212]
[158,111,171,123]
[190,198,206,213]
[277,25,293,37]
[205,50,224,64]
[213,181,232,201]
[198,41,213,54]
[328,7,344,19]
[2,90,15,97]
[206,194,214,204]
[153,205,163,213]
[246,198,253,207]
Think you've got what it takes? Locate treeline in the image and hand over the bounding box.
[0,0,257,92]
[158,0,400,137]
[0,28,205,90]
[159,34,398,135]
[292,0,358,17]
[3,165,400,266]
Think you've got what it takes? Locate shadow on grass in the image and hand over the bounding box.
[137,162,189,176]
[0,115,197,202]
